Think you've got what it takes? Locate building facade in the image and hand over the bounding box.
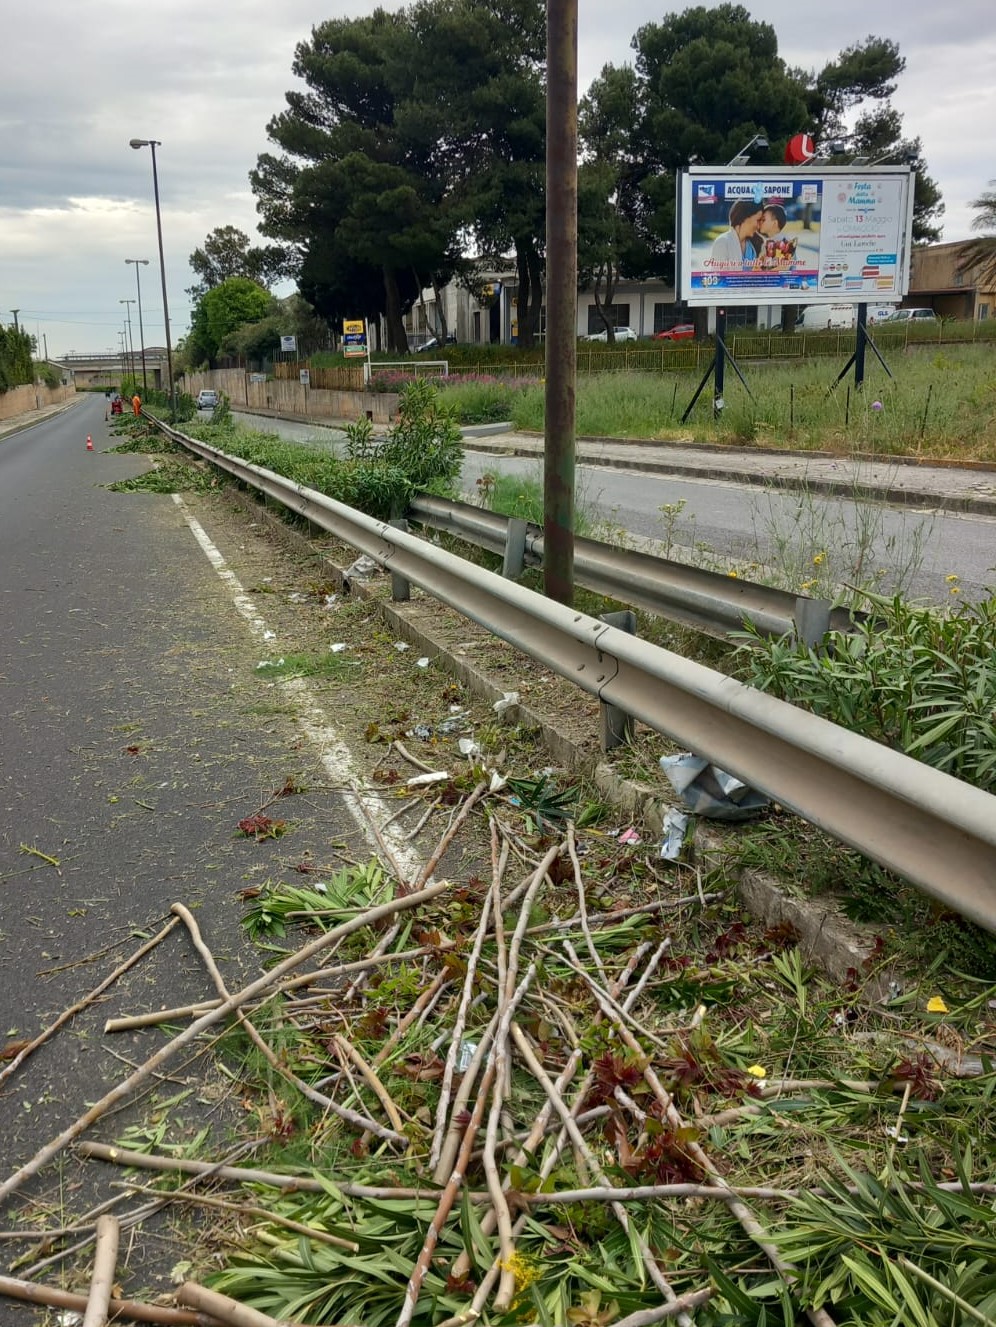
[908,241,995,321]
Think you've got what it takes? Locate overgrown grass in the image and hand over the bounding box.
[504,346,996,457]
[472,468,599,538]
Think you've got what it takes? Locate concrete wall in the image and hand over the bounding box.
[183,369,401,424]
[0,383,75,422]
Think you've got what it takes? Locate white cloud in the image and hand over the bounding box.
[3,0,992,354]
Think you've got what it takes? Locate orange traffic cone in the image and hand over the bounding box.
[86,435,93,451]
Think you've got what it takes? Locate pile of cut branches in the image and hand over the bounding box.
[2,776,995,1327]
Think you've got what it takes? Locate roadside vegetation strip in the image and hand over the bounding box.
[114,409,996,975]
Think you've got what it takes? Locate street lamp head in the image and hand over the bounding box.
[130,138,149,149]
[125,258,150,266]
[753,134,769,151]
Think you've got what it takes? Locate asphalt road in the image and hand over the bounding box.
[0,399,380,1303]
[231,409,996,603]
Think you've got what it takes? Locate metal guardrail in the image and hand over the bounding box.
[155,417,996,934]
[408,494,855,643]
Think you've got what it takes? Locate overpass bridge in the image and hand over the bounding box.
[55,348,171,390]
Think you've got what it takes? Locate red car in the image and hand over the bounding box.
[653,323,696,341]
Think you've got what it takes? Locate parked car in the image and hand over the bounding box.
[584,325,638,342]
[795,305,856,331]
[652,323,696,341]
[409,334,457,353]
[884,308,938,323]
[196,389,220,410]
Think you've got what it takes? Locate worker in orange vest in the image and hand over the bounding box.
[132,393,141,416]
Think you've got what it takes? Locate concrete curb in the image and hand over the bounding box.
[460,438,996,517]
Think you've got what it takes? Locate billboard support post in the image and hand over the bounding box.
[680,308,754,423]
[854,303,868,389]
[827,303,894,397]
[714,307,727,411]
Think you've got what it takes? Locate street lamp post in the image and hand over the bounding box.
[10,309,20,333]
[120,299,136,384]
[125,259,150,391]
[129,138,175,417]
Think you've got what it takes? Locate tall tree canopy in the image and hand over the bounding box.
[187,226,284,302]
[583,5,943,284]
[242,1,942,342]
[251,0,548,351]
[251,8,464,352]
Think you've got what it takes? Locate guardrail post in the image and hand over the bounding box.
[503,518,529,579]
[388,520,411,601]
[599,609,637,750]
[793,596,832,648]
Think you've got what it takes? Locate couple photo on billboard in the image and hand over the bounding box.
[689,177,822,295]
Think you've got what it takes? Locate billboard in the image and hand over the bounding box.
[677,166,915,306]
[342,318,368,359]
[279,334,298,352]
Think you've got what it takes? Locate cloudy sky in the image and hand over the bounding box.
[3,0,994,357]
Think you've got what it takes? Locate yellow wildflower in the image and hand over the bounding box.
[746,1064,768,1079]
[728,569,739,578]
[926,995,949,1014]
[499,1252,541,1294]
[812,551,826,566]
[945,574,959,582]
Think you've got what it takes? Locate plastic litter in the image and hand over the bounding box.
[659,808,690,861]
[456,1039,479,1072]
[394,641,410,651]
[262,629,276,641]
[617,827,642,846]
[438,712,470,735]
[330,643,348,654]
[407,771,450,788]
[409,723,433,741]
[344,554,379,583]
[659,753,769,821]
[493,691,520,715]
[256,658,285,670]
[323,594,338,610]
[458,737,481,758]
[415,657,431,668]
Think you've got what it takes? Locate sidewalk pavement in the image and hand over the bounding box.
[459,425,996,518]
[0,397,82,442]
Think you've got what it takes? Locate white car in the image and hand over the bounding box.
[196,389,220,409]
[884,308,938,324]
[584,326,638,342]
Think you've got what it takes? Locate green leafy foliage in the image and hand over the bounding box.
[188,277,275,369]
[0,323,35,392]
[242,862,390,940]
[344,380,464,492]
[737,591,996,792]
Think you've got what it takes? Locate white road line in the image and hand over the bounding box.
[172,494,427,882]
